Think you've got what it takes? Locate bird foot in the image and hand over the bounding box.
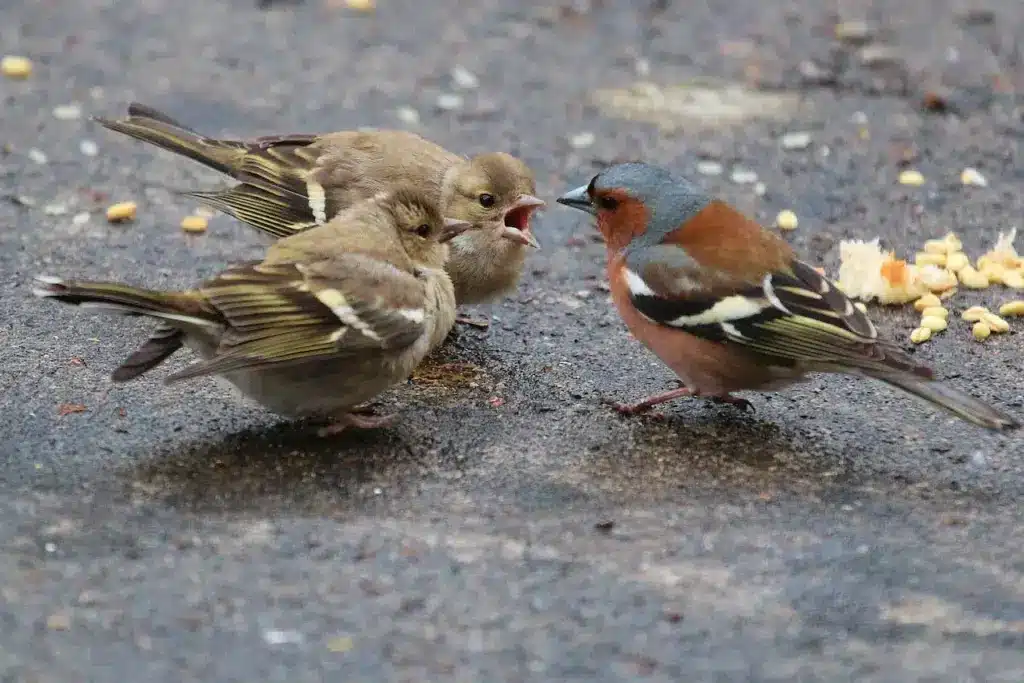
[708,395,755,412]
[316,409,397,437]
[607,387,754,416]
[455,314,491,330]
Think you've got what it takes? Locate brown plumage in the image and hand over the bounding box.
[94,103,545,315]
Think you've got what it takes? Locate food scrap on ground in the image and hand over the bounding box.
[180,215,209,233]
[105,201,137,223]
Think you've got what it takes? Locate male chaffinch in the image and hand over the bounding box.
[557,162,1020,431]
[33,185,472,435]
[94,103,545,325]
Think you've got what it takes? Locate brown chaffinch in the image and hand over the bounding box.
[94,103,545,323]
[557,162,1020,431]
[32,186,472,435]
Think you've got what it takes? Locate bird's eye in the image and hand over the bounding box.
[415,224,432,238]
[597,195,619,210]
[478,193,496,208]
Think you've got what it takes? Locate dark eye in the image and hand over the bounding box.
[415,224,432,238]
[597,195,619,210]
[478,193,496,208]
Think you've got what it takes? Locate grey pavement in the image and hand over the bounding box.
[2,0,1023,680]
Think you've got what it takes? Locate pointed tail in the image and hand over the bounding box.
[93,102,244,176]
[870,371,1020,431]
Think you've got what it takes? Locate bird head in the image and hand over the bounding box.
[445,152,545,248]
[383,186,473,270]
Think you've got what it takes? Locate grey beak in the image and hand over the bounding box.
[439,218,474,243]
[556,185,596,215]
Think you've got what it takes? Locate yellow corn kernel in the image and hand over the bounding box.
[972,322,991,341]
[105,201,137,223]
[961,306,990,322]
[345,0,376,10]
[920,315,948,332]
[913,293,942,312]
[958,265,989,289]
[944,232,963,252]
[1,55,32,79]
[981,312,1010,333]
[979,262,1006,284]
[998,300,1024,317]
[1001,270,1024,289]
[899,170,925,186]
[914,252,946,267]
[922,239,948,255]
[921,306,948,320]
[775,210,799,231]
[945,252,969,272]
[180,215,208,233]
[909,327,931,344]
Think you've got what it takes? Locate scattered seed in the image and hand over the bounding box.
[43,203,68,216]
[568,131,595,149]
[910,326,931,344]
[998,300,1024,317]
[105,201,137,223]
[981,312,1009,333]
[920,315,948,332]
[730,168,758,184]
[835,20,876,44]
[46,613,71,630]
[898,170,925,186]
[921,306,948,320]
[944,233,964,252]
[753,182,767,197]
[180,215,208,233]
[394,106,420,126]
[71,212,90,226]
[1,55,33,79]
[922,239,948,255]
[27,148,48,164]
[957,265,989,289]
[695,160,723,176]
[945,252,969,272]
[1001,270,1024,289]
[961,306,990,322]
[451,65,479,90]
[960,167,988,187]
[344,0,375,10]
[972,322,991,341]
[52,103,83,121]
[775,210,798,231]
[79,140,98,156]
[914,252,946,267]
[859,45,903,68]
[435,93,464,111]
[913,293,942,311]
[780,131,812,150]
[326,635,354,653]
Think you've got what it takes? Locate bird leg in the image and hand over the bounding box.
[316,408,397,437]
[609,386,754,416]
[455,313,491,330]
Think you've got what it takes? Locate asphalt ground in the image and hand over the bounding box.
[2,0,1023,680]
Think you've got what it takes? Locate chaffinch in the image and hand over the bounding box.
[33,185,472,435]
[94,103,545,325]
[557,162,1020,431]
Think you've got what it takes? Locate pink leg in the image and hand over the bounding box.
[455,313,491,329]
[316,409,398,437]
[609,387,755,416]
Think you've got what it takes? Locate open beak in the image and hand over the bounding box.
[439,217,474,243]
[500,194,545,249]
[555,185,595,215]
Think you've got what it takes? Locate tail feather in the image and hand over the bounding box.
[111,324,185,382]
[870,371,1020,431]
[93,103,244,176]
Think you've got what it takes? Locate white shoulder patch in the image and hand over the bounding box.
[667,295,768,328]
[623,268,656,297]
[315,288,382,341]
[306,180,328,225]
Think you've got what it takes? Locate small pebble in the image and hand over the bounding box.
[898,170,925,186]
[43,203,68,216]
[435,93,464,111]
[696,161,723,176]
[730,168,758,184]
[180,215,208,233]
[71,212,90,226]
[79,140,98,157]
[1,55,33,79]
[28,148,48,164]
[634,58,650,77]
[52,103,83,121]
[106,201,137,223]
[859,45,903,67]
[395,107,420,125]
[262,629,304,645]
[909,327,931,344]
[972,321,991,341]
[998,300,1024,317]
[775,210,798,231]
[780,131,812,150]
[850,111,869,125]
[753,182,767,197]
[568,132,595,149]
[451,65,479,90]
[960,167,988,187]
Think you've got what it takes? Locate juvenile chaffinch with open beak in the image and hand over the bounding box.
[557,162,1020,431]
[94,103,545,327]
[33,185,472,436]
